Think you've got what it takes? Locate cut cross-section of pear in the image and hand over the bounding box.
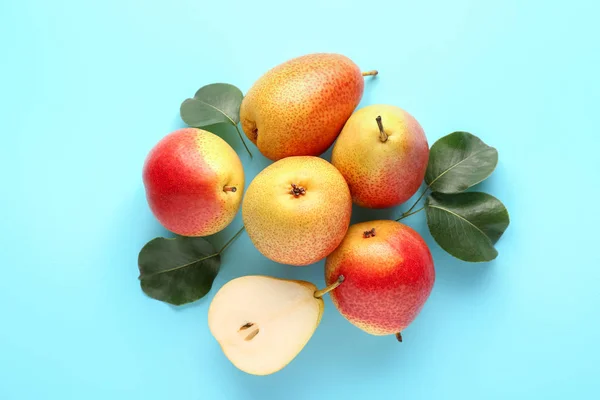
[208,275,343,376]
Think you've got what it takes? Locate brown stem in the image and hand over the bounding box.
[395,332,403,342]
[314,275,345,298]
[376,116,388,142]
[223,186,237,193]
[362,70,378,76]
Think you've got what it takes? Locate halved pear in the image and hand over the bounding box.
[208,275,343,375]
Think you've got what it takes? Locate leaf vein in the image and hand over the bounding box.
[140,252,219,279]
[428,148,494,187]
[427,204,494,247]
[196,100,236,125]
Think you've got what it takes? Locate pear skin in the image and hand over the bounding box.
[325,220,435,337]
[143,128,244,236]
[240,53,370,161]
[332,104,429,208]
[242,156,352,266]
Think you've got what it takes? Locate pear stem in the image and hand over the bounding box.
[362,70,378,77]
[314,275,345,298]
[223,186,237,193]
[376,116,388,142]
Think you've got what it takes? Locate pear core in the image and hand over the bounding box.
[208,276,324,376]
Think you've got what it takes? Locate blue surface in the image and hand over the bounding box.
[1,0,599,398]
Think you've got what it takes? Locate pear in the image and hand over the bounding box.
[332,104,429,208]
[240,53,377,161]
[143,128,244,236]
[325,220,434,340]
[208,275,344,375]
[242,156,352,266]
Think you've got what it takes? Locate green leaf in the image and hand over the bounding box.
[425,131,498,193]
[138,236,221,305]
[425,192,510,262]
[180,83,243,127]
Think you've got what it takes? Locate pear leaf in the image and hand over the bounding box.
[138,236,220,305]
[425,192,510,262]
[180,83,243,127]
[425,131,498,193]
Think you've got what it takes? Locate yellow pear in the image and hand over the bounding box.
[208,275,344,375]
[242,156,352,266]
[240,53,377,161]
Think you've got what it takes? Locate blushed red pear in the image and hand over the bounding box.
[143,128,244,236]
[325,220,435,338]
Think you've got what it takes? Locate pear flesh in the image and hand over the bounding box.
[208,276,323,376]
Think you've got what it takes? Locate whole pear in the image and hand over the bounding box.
[240,53,375,161]
[332,104,429,208]
[143,128,244,236]
[242,156,352,266]
[325,220,435,339]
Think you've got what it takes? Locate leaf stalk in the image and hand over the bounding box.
[234,124,253,159]
[219,225,246,254]
[396,187,430,221]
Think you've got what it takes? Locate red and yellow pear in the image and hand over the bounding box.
[143,128,244,236]
[332,104,429,208]
[325,220,435,339]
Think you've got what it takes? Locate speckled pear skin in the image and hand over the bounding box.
[143,128,244,236]
[242,156,352,266]
[240,53,365,161]
[325,220,435,336]
[332,104,429,209]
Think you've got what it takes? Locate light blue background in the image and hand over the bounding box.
[1,0,599,398]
